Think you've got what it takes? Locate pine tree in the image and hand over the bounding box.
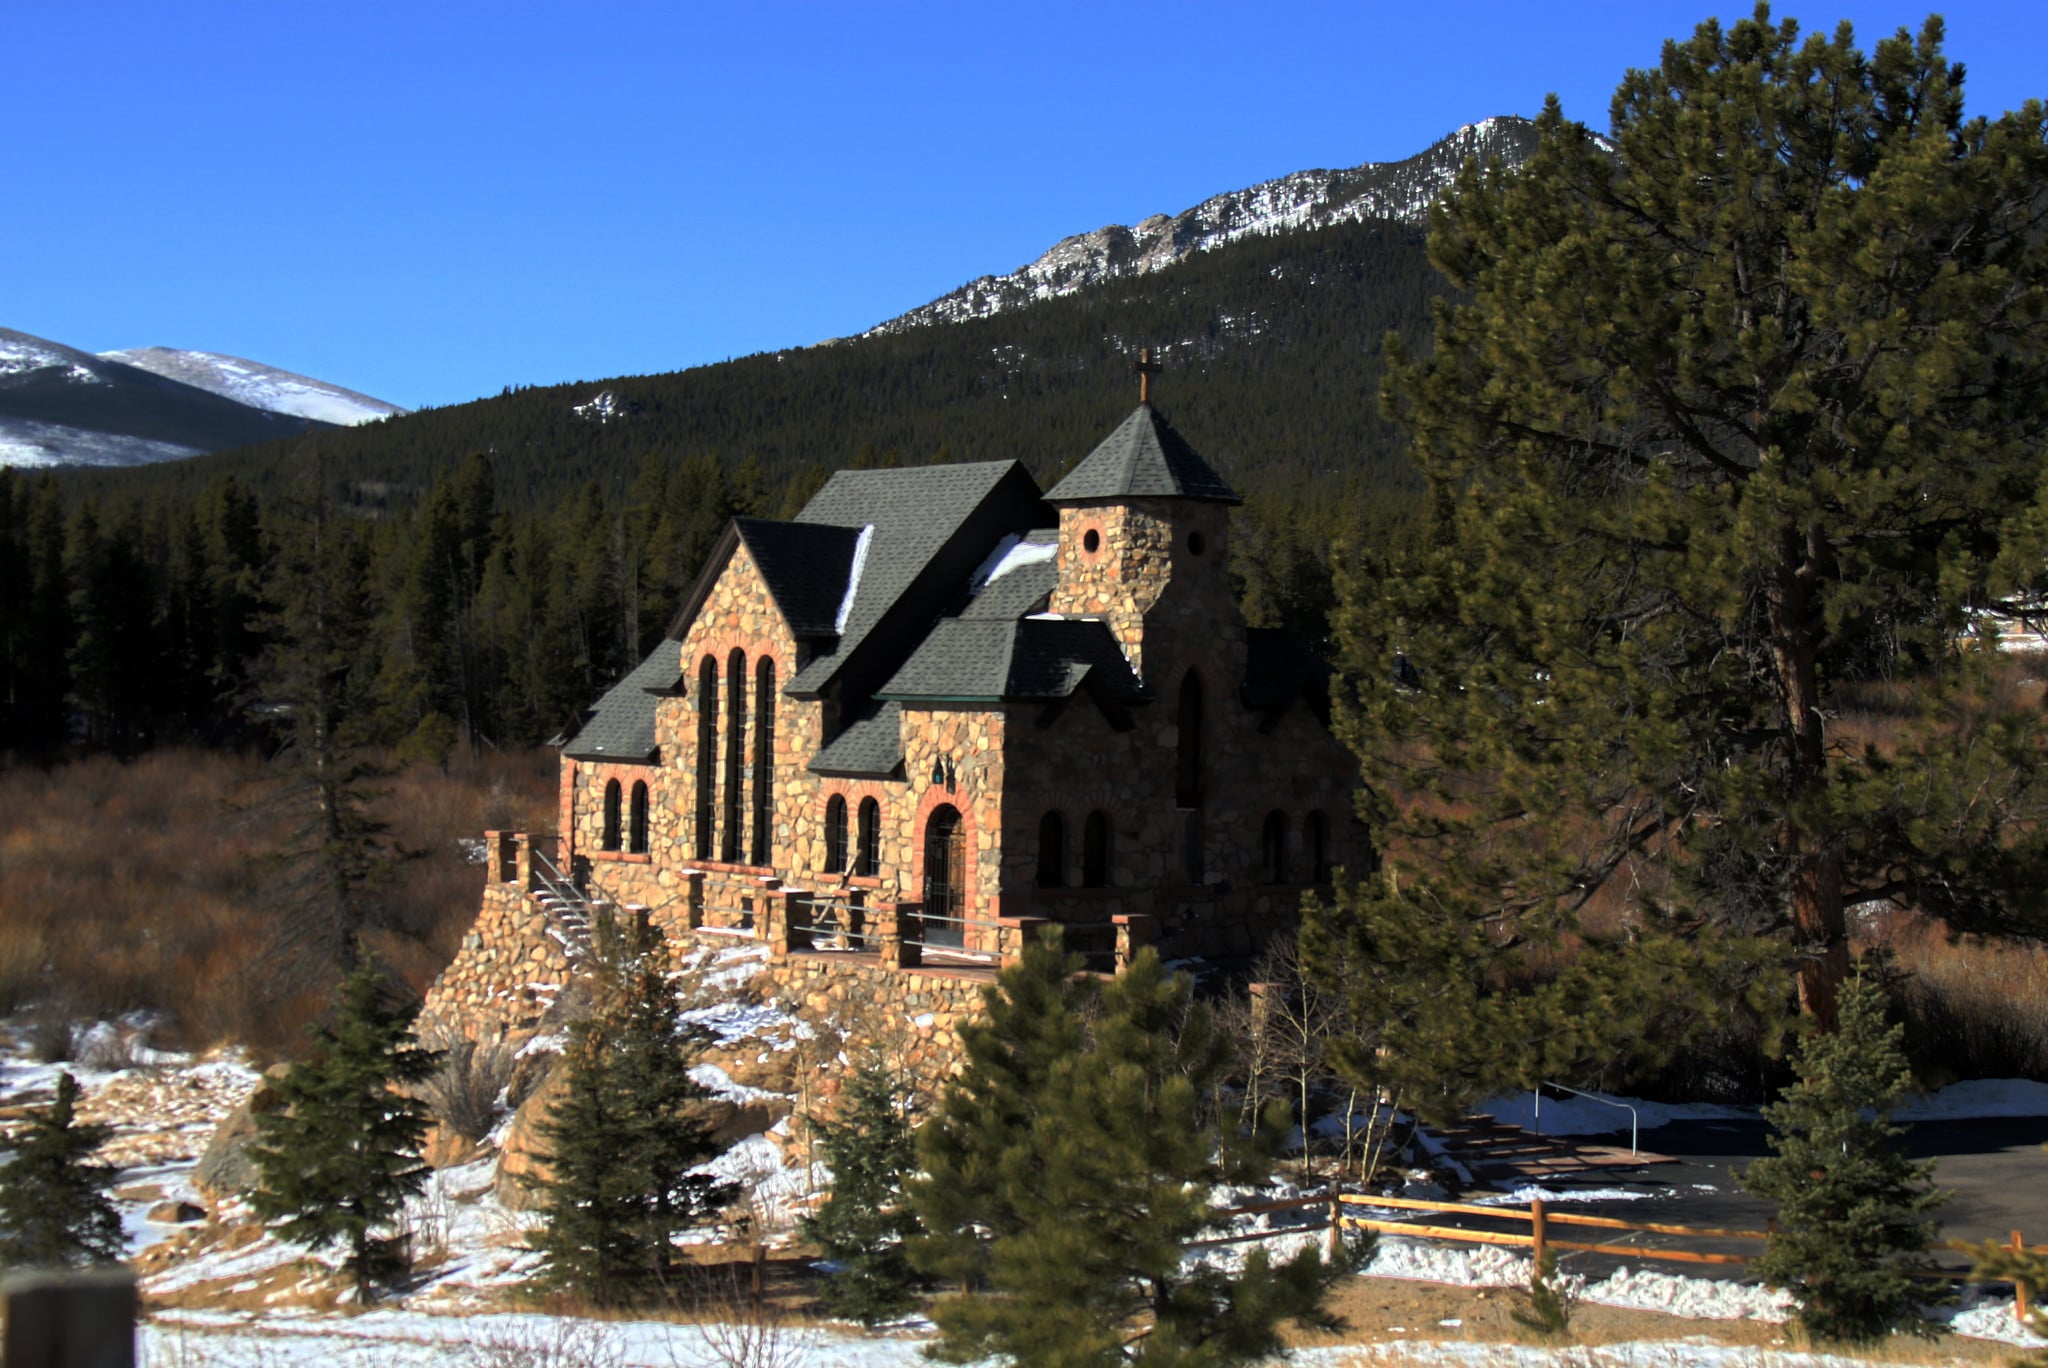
[1969,1236,2047,1365]
[0,1072,123,1269]
[803,1056,928,1326]
[1739,973,1947,1342]
[911,931,1342,1368]
[1308,5,2048,1117]
[248,962,440,1301]
[253,453,393,983]
[529,921,734,1304]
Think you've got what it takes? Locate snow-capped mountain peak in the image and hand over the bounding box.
[866,116,1542,337]
[96,347,404,427]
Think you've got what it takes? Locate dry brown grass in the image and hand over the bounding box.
[1860,909,2048,1082]
[0,746,556,1055]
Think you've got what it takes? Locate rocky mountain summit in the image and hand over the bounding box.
[866,116,1540,336]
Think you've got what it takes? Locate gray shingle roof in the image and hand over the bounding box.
[875,616,1142,704]
[733,518,863,636]
[960,530,1060,621]
[1044,404,1241,505]
[809,701,904,778]
[786,461,1045,695]
[562,642,683,762]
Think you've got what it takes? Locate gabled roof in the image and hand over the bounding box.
[1044,404,1241,505]
[785,461,1051,696]
[960,529,1060,622]
[809,701,904,778]
[876,616,1143,705]
[562,642,683,762]
[733,518,863,637]
[666,518,865,646]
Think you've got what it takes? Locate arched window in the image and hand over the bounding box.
[601,779,623,851]
[1176,671,1203,809]
[751,657,776,866]
[1262,810,1289,884]
[1305,809,1330,884]
[1036,811,1065,889]
[855,797,880,877]
[722,648,746,862]
[628,781,649,854]
[1082,810,1111,888]
[824,795,848,874]
[694,656,717,859]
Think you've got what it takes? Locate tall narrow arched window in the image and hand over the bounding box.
[824,795,848,874]
[1036,811,1065,889]
[855,797,880,877]
[722,648,747,862]
[628,781,649,854]
[1176,671,1203,809]
[1082,810,1111,888]
[1305,809,1330,884]
[694,656,717,859]
[1262,810,1289,884]
[751,657,776,866]
[601,779,623,851]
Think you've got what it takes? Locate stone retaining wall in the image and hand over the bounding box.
[418,880,575,1042]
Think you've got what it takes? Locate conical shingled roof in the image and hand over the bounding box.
[1044,404,1241,505]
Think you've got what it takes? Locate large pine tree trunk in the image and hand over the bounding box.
[1771,528,1847,1030]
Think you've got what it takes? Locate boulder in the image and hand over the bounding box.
[147,1200,206,1225]
[191,1063,291,1207]
[492,1059,567,1210]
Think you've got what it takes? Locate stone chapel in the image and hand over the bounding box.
[538,391,1367,969]
[433,393,1369,1043]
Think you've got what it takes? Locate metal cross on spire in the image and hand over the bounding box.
[1135,347,1161,405]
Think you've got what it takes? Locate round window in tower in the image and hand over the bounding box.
[1187,530,1206,556]
[1082,528,1101,554]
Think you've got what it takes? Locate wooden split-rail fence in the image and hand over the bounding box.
[1194,1191,2040,1325]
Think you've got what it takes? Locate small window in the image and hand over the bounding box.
[1082,527,1101,554]
[1261,810,1289,884]
[1187,529,1206,556]
[824,795,848,874]
[856,797,881,877]
[1082,811,1111,888]
[1036,811,1065,889]
[601,779,622,852]
[1306,810,1330,884]
[628,781,649,854]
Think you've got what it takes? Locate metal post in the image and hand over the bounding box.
[2,1269,136,1368]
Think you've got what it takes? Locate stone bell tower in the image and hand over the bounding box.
[1044,352,1244,692]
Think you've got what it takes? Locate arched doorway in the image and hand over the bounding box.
[922,804,966,950]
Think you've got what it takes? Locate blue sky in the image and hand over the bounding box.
[7,2,2044,410]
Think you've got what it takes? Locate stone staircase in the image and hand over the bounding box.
[526,847,602,968]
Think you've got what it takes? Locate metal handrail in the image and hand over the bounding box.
[1533,1082,1639,1156]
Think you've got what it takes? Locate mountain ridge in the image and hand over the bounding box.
[864,116,1538,336]
[0,329,401,469]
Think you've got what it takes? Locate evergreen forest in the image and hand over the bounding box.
[2,216,1449,759]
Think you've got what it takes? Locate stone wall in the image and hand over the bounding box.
[418,871,575,1042]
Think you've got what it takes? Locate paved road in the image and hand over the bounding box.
[1487,1115,2048,1280]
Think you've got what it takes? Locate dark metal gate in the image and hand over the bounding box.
[922,805,966,949]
